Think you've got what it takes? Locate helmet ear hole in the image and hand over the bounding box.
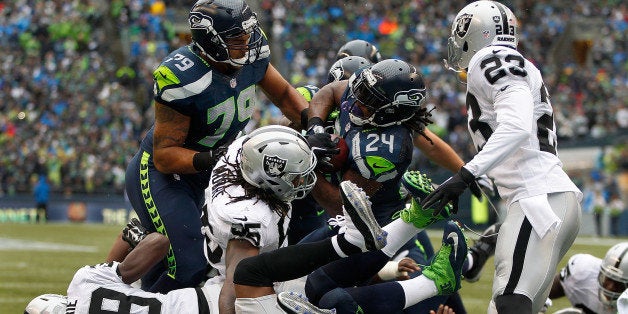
[463,42,469,52]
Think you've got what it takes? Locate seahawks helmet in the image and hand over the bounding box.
[241,125,317,202]
[296,85,320,102]
[446,1,518,71]
[189,0,264,66]
[598,242,628,308]
[349,59,427,127]
[25,294,67,314]
[336,39,382,63]
[327,56,372,83]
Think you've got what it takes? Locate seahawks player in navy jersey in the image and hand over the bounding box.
[117,0,310,294]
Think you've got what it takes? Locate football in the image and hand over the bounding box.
[329,134,349,172]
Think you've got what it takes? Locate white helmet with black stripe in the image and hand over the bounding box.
[446,1,518,71]
[240,125,317,202]
[599,242,628,308]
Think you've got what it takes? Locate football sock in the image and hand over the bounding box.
[398,275,439,308]
[381,218,422,257]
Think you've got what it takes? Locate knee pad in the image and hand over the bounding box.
[495,294,532,314]
[318,288,360,313]
[305,268,338,305]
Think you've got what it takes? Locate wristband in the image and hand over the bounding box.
[192,151,214,171]
[377,261,407,281]
[459,167,476,185]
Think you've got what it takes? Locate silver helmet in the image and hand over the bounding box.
[446,1,518,71]
[240,125,317,202]
[25,294,68,314]
[598,242,628,308]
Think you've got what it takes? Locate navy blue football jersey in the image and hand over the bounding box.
[337,90,414,224]
[141,43,270,153]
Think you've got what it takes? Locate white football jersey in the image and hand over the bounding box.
[558,254,615,314]
[202,136,290,280]
[66,262,212,313]
[464,45,581,205]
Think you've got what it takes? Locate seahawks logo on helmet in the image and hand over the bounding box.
[455,13,473,37]
[393,89,425,106]
[263,155,287,177]
[189,11,214,34]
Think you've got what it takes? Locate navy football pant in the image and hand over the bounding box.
[125,149,208,293]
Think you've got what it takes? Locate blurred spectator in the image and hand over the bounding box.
[33,175,50,223]
[0,0,626,195]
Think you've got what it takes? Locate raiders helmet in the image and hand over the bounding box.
[599,242,628,308]
[349,59,427,127]
[240,125,317,202]
[25,294,68,314]
[446,1,518,71]
[327,56,372,83]
[189,0,264,66]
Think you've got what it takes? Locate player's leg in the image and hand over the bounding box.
[310,221,469,313]
[464,221,501,282]
[492,192,580,314]
[124,150,207,293]
[234,181,386,294]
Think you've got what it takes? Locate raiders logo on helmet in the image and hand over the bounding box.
[263,155,287,177]
[455,13,473,38]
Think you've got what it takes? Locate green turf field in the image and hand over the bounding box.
[1,222,624,313]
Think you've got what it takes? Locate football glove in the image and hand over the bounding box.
[305,132,340,173]
[122,218,150,248]
[421,167,479,215]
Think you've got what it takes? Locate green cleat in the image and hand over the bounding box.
[399,171,453,228]
[422,220,468,295]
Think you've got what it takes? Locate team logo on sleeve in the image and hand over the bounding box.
[454,13,473,38]
[263,155,287,177]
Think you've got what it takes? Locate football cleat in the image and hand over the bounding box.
[339,181,387,251]
[277,291,336,314]
[421,220,468,295]
[465,222,501,282]
[399,171,453,228]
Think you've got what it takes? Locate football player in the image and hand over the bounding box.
[118,0,310,293]
[420,2,583,313]
[25,125,382,314]
[548,242,628,314]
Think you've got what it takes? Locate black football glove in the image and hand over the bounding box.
[305,133,340,172]
[421,167,479,216]
[122,218,150,248]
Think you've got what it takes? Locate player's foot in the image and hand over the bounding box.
[399,171,453,228]
[464,222,501,282]
[277,291,336,314]
[422,220,468,295]
[339,180,387,251]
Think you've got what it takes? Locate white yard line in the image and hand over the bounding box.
[0,238,98,252]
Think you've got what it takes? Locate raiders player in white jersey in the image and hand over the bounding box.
[25,125,384,314]
[548,242,628,314]
[420,2,582,313]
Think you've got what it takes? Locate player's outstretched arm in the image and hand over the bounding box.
[117,233,169,284]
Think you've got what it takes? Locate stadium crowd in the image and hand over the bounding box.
[0,0,626,197]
